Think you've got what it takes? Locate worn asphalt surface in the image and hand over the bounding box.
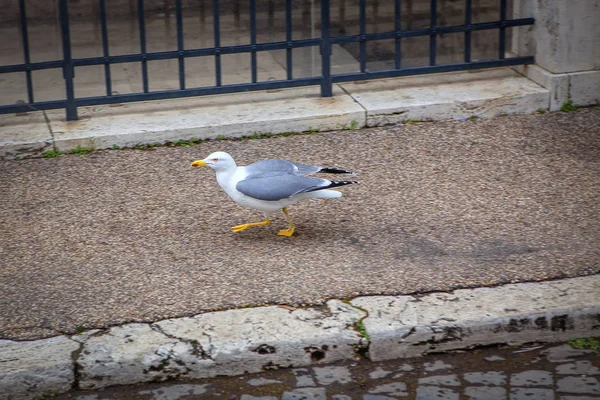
[1,108,599,340]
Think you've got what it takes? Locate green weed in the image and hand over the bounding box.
[42,150,61,158]
[343,120,358,130]
[569,337,599,351]
[69,145,92,155]
[560,99,578,112]
[355,320,370,341]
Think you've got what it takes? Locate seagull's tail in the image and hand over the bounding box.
[301,189,343,199]
[302,180,359,199]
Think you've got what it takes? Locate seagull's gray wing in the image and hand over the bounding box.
[236,172,330,201]
[245,159,354,176]
[244,159,300,175]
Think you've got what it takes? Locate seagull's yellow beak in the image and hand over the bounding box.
[191,160,207,167]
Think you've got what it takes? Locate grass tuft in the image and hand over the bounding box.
[568,337,599,351]
[69,145,92,155]
[355,320,371,341]
[42,149,62,158]
[560,99,578,112]
[343,120,358,130]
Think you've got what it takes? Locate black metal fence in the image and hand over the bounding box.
[0,0,534,121]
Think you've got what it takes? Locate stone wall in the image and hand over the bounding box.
[511,0,600,109]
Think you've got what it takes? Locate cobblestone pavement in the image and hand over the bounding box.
[55,340,600,400]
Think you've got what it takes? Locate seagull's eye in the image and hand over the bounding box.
[212,158,219,162]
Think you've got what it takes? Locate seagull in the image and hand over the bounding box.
[191,151,358,236]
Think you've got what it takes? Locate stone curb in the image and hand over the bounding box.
[1,275,599,400]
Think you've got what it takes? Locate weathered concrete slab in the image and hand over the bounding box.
[77,300,364,390]
[351,275,600,361]
[0,111,54,159]
[47,86,366,153]
[0,336,79,400]
[339,68,549,127]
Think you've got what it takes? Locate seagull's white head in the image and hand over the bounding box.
[191,151,236,171]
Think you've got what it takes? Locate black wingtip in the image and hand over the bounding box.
[324,180,359,189]
[319,167,354,175]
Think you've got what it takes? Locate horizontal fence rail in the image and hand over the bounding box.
[0,0,535,120]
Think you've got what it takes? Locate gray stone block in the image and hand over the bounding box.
[282,387,327,400]
[293,368,316,388]
[332,395,353,400]
[419,375,461,387]
[510,388,555,400]
[511,370,553,387]
[369,367,393,380]
[0,336,79,400]
[556,361,600,376]
[465,386,507,400]
[369,382,409,397]
[241,396,278,400]
[557,376,600,395]
[76,300,364,390]
[314,366,352,385]
[464,371,506,386]
[416,386,459,400]
[351,277,600,361]
[423,360,454,372]
[138,384,210,399]
[363,396,397,400]
[542,345,598,363]
[247,378,282,387]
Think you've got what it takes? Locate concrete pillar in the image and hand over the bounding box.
[512,0,600,110]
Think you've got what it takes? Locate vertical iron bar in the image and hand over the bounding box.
[429,0,437,66]
[19,0,34,103]
[176,0,185,89]
[464,0,472,63]
[213,0,221,86]
[359,0,366,73]
[320,0,332,97]
[137,0,149,93]
[99,0,112,96]
[285,0,292,80]
[59,0,77,120]
[213,0,222,86]
[499,0,507,59]
[394,0,401,69]
[250,0,257,83]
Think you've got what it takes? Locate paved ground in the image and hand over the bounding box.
[55,340,600,400]
[1,107,599,340]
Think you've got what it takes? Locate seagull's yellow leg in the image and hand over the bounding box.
[231,218,270,233]
[278,207,295,237]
